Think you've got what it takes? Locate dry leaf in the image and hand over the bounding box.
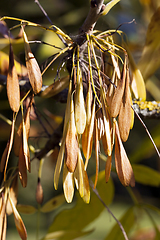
[115,121,135,187]
[7,44,20,112]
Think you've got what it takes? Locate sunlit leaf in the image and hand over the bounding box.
[132,164,160,187]
[138,7,160,80]
[102,0,121,16]
[105,206,135,240]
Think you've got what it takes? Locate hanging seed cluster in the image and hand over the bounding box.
[0,12,147,238]
[53,30,138,203]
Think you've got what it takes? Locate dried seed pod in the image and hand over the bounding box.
[118,67,133,142]
[115,121,135,187]
[65,93,79,172]
[0,118,15,179]
[74,72,86,134]
[63,161,74,203]
[7,44,20,112]
[54,80,72,190]
[110,55,127,118]
[105,155,112,183]
[22,26,42,94]
[83,98,95,169]
[18,144,27,188]
[6,175,18,215]
[36,178,44,205]
[9,196,27,240]
[94,118,99,188]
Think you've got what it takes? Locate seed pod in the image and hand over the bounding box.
[115,121,135,187]
[7,43,20,112]
[110,55,127,118]
[118,67,133,142]
[22,26,42,94]
[74,71,86,134]
[18,144,27,188]
[36,178,44,205]
[65,93,79,172]
[105,155,112,183]
[9,196,27,240]
[63,161,74,203]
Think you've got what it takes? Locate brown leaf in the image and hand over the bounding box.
[110,55,127,118]
[22,26,42,94]
[65,94,78,172]
[118,67,133,142]
[7,44,20,112]
[115,121,135,187]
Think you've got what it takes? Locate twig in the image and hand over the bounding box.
[132,106,160,159]
[90,180,129,240]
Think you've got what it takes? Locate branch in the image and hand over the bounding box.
[79,0,105,34]
[132,100,160,119]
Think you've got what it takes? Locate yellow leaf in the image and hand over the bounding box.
[138,7,160,80]
[101,0,121,16]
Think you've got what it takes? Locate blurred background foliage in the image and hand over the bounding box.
[0,0,160,239]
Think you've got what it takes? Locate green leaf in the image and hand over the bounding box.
[16,204,37,214]
[47,171,114,239]
[43,230,93,240]
[40,194,65,213]
[132,164,160,187]
[105,206,135,240]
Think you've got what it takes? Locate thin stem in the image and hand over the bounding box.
[90,180,129,240]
